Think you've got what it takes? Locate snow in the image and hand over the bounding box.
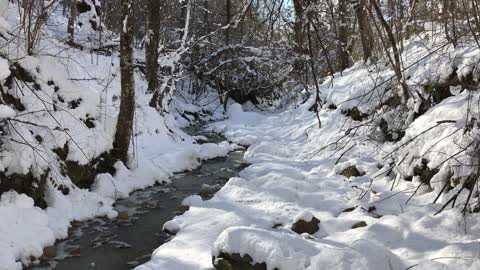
[293,211,314,223]
[45,185,118,239]
[213,226,405,270]
[138,37,480,270]
[0,0,8,16]
[139,95,480,269]
[182,195,203,207]
[0,191,55,270]
[0,2,238,268]
[0,105,15,119]
[91,139,238,201]
[0,0,9,35]
[1,1,480,269]
[0,58,10,80]
[226,102,262,126]
[397,91,480,185]
[163,220,181,234]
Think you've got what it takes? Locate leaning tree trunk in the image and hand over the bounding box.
[66,0,77,45]
[113,0,135,163]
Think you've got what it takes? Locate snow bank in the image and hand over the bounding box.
[0,191,55,270]
[0,104,15,119]
[141,97,480,269]
[213,226,404,270]
[224,103,263,126]
[321,62,394,113]
[140,35,480,270]
[294,211,314,223]
[45,185,117,239]
[0,2,237,268]
[212,226,319,270]
[0,58,10,80]
[397,92,479,188]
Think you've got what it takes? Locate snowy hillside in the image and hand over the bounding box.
[138,37,480,270]
[0,1,237,269]
[2,0,480,269]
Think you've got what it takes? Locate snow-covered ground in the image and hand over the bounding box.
[139,103,480,270]
[138,39,480,269]
[1,0,480,269]
[0,1,240,269]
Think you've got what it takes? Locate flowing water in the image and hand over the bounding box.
[30,128,246,270]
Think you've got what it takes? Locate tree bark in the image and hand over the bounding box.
[67,0,77,45]
[204,0,209,36]
[145,0,161,95]
[113,0,135,163]
[337,0,350,70]
[443,0,451,43]
[293,0,304,52]
[369,0,409,99]
[355,0,374,62]
[450,0,458,47]
[225,0,232,45]
[307,22,322,128]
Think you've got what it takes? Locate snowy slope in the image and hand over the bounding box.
[139,101,480,270]
[0,1,237,269]
[1,0,480,269]
[138,38,480,269]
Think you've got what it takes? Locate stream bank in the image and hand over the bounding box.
[29,128,247,270]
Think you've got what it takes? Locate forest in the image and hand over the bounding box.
[1,0,480,269]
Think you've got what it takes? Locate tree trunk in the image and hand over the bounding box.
[204,0,209,36]
[67,0,77,45]
[145,0,161,95]
[293,0,304,52]
[225,0,231,45]
[307,22,322,128]
[443,0,451,43]
[113,0,135,163]
[292,0,305,77]
[450,0,458,47]
[337,0,350,70]
[355,0,374,62]
[63,0,69,16]
[369,0,409,99]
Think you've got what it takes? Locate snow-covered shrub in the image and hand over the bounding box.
[77,0,102,31]
[74,0,111,47]
[192,46,298,109]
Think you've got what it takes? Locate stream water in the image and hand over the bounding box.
[30,128,246,270]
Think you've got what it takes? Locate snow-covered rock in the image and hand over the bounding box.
[212,226,405,270]
[291,211,320,235]
[0,191,55,270]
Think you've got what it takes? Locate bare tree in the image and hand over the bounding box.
[112,0,135,163]
[369,0,409,100]
[19,0,56,55]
